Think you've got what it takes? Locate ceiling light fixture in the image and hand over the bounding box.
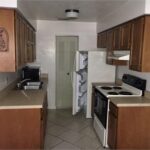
[65,9,79,18]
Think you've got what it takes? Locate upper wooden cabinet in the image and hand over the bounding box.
[113,27,121,50]
[0,9,36,72]
[129,16,150,72]
[97,31,107,48]
[113,23,131,50]
[120,22,132,50]
[106,29,128,66]
[106,30,113,64]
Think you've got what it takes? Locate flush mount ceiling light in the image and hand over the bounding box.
[65,9,79,19]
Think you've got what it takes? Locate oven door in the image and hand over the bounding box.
[94,89,108,129]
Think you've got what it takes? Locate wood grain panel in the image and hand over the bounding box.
[117,107,150,149]
[0,9,16,72]
[0,109,41,149]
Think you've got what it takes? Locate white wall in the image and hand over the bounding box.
[0,0,17,8]
[145,0,150,14]
[36,20,97,109]
[97,0,146,32]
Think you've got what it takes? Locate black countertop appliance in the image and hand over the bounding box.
[21,66,40,81]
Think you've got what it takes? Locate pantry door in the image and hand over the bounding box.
[56,36,78,109]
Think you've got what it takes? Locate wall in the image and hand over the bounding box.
[0,73,18,91]
[36,20,97,109]
[97,0,146,32]
[117,66,150,91]
[145,0,150,14]
[0,0,17,8]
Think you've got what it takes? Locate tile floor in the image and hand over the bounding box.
[44,109,106,150]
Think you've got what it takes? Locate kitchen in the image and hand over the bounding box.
[0,0,150,149]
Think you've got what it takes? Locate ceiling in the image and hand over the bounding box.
[18,0,128,22]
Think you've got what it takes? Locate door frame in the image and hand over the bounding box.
[55,35,79,109]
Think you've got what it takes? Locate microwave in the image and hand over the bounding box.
[21,66,41,81]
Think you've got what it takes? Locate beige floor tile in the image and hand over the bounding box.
[58,130,84,144]
[75,136,100,149]
[51,141,80,150]
[46,124,68,136]
[45,109,102,150]
[65,120,89,132]
[50,117,73,126]
[47,121,56,127]
[80,126,97,139]
[44,134,63,149]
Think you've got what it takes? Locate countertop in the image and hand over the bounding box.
[0,78,48,109]
[110,96,150,107]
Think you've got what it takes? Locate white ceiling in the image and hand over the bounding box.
[18,0,127,22]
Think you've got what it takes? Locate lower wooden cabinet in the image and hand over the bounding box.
[0,96,47,149]
[108,102,150,149]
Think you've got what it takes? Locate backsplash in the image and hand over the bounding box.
[0,72,18,91]
[117,66,150,91]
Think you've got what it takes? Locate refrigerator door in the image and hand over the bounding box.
[72,51,88,115]
[72,71,79,115]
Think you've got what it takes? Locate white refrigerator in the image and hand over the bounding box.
[72,49,116,118]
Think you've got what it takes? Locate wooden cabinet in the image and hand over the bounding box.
[113,27,121,50]
[113,22,132,50]
[106,30,127,65]
[97,31,107,48]
[120,22,132,50]
[106,30,113,64]
[129,16,150,72]
[0,8,36,72]
[0,94,47,149]
[108,102,150,149]
[98,15,150,71]
[26,25,36,63]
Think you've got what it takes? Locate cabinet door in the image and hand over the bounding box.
[15,12,26,68]
[108,111,117,149]
[106,30,114,64]
[15,13,22,68]
[41,94,48,148]
[129,17,145,71]
[120,22,132,50]
[97,32,107,48]
[113,27,121,50]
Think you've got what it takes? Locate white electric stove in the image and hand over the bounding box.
[93,74,146,148]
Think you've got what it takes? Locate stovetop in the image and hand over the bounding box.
[96,85,142,98]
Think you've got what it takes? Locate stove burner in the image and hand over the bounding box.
[108,92,118,95]
[119,91,133,95]
[113,86,122,90]
[101,86,112,90]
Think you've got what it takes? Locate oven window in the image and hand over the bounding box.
[94,90,108,128]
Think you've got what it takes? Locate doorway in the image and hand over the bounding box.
[56,36,78,109]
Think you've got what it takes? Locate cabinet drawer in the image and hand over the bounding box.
[109,102,118,117]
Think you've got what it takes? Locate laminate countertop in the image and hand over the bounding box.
[110,95,150,107]
[0,78,48,109]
